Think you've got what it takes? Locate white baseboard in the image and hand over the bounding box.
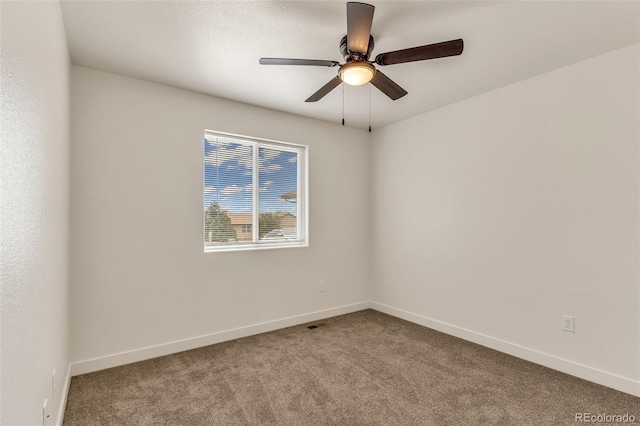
[70,301,371,376]
[370,301,640,397]
[56,363,71,426]
[67,300,638,400]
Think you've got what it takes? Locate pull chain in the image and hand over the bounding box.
[341,84,345,126]
[368,84,372,133]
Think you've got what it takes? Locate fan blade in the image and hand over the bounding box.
[305,76,342,102]
[259,58,340,67]
[346,2,375,55]
[370,70,407,101]
[375,39,464,66]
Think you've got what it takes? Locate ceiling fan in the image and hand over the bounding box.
[259,2,464,103]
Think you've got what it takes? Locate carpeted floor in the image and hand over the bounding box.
[63,310,639,425]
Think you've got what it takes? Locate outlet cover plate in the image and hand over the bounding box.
[562,315,575,332]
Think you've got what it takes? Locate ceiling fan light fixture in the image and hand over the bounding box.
[339,61,375,86]
[259,2,462,102]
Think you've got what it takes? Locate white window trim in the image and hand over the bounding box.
[204,130,309,253]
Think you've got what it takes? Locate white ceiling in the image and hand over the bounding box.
[60,1,639,131]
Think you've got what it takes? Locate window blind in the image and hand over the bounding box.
[204,131,307,251]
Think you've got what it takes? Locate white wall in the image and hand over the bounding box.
[371,44,639,394]
[6,5,630,413]
[69,66,370,365]
[0,2,70,425]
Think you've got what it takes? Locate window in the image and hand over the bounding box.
[204,131,307,251]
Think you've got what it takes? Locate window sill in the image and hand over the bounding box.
[204,241,308,253]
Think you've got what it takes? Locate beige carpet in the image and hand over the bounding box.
[63,310,639,425]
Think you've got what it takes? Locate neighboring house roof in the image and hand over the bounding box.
[280,189,297,202]
[227,213,252,225]
[227,211,296,225]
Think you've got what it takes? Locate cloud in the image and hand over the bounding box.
[221,184,243,195]
[205,137,231,147]
[204,186,217,194]
[258,148,285,174]
[262,181,273,186]
[260,164,282,174]
[288,157,297,163]
[224,202,251,213]
[205,143,252,169]
[260,149,281,161]
[245,183,268,193]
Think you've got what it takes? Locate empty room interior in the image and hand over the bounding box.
[1,1,639,425]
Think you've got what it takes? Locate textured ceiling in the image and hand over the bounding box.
[60,1,639,131]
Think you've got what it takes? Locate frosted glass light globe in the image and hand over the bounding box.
[339,61,375,86]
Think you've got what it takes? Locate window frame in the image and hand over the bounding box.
[203,130,309,253]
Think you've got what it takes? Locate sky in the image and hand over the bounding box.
[204,137,298,216]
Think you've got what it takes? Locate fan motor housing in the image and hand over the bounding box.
[340,35,375,61]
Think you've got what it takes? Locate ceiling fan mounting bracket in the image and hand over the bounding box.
[340,35,375,62]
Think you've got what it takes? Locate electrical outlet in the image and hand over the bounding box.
[319,280,325,292]
[562,315,575,333]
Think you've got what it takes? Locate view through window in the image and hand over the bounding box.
[204,131,307,251]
